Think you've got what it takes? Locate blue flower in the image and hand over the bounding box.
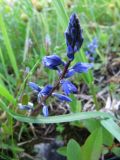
[61,80,77,95]
[40,84,53,96]
[72,62,93,73]
[28,82,41,92]
[52,93,72,102]
[38,85,53,101]
[65,13,83,60]
[43,55,64,70]
[18,102,33,111]
[65,69,75,78]
[86,38,98,61]
[42,105,49,117]
[57,68,75,78]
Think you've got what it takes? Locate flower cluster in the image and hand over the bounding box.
[86,37,98,61]
[18,13,93,117]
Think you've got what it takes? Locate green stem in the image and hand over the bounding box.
[89,82,99,110]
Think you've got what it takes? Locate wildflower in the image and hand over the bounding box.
[64,69,75,78]
[40,84,53,96]
[28,82,41,92]
[52,93,72,102]
[38,84,53,101]
[43,55,64,70]
[57,68,75,78]
[18,102,33,111]
[65,13,83,60]
[61,80,77,95]
[42,105,49,117]
[86,38,98,61]
[72,62,93,73]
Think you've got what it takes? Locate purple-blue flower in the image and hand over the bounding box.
[42,105,49,117]
[52,93,72,102]
[28,82,41,92]
[65,69,75,78]
[86,38,98,60]
[43,55,64,70]
[65,13,83,60]
[61,80,77,95]
[40,84,53,96]
[18,102,33,111]
[57,68,75,78]
[72,62,93,73]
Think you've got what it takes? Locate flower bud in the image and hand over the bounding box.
[35,2,43,12]
[21,13,28,23]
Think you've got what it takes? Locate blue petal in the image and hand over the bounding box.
[42,105,49,117]
[43,55,64,70]
[65,69,75,78]
[52,93,72,102]
[28,82,41,92]
[72,62,93,73]
[66,45,74,60]
[61,80,77,95]
[18,103,33,111]
[41,84,53,96]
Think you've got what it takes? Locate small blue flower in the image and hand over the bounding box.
[72,62,93,73]
[28,82,41,92]
[61,80,77,95]
[57,68,75,78]
[43,55,64,70]
[18,102,33,111]
[65,13,83,60]
[52,93,72,102]
[40,84,53,96]
[42,105,49,117]
[65,69,75,78]
[86,38,98,61]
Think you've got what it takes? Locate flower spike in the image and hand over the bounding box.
[65,13,83,60]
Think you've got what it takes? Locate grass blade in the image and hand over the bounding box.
[0,84,15,104]
[0,100,114,124]
[52,0,68,30]
[0,14,19,78]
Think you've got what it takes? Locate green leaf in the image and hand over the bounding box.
[0,143,24,152]
[0,100,115,124]
[102,127,114,146]
[83,119,101,133]
[67,139,82,160]
[0,84,15,104]
[57,146,67,157]
[112,147,120,157]
[82,127,103,160]
[0,14,19,78]
[101,119,120,142]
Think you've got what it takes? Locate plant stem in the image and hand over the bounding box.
[89,82,99,110]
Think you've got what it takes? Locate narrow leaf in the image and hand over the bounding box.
[0,14,19,78]
[82,127,103,160]
[0,100,115,124]
[101,118,120,142]
[0,84,15,104]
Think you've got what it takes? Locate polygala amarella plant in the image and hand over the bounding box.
[19,13,93,117]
